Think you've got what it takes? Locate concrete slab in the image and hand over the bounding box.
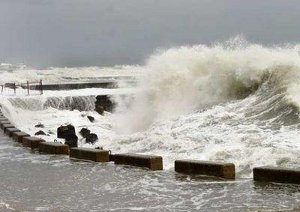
[12,131,30,143]
[5,127,21,137]
[114,153,163,171]
[70,147,109,162]
[175,160,235,179]
[1,123,14,131]
[22,136,45,149]
[39,142,69,155]
[0,121,10,128]
[253,166,300,184]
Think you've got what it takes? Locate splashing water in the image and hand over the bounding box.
[2,38,300,176]
[115,38,300,133]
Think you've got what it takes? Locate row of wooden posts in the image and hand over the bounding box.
[0,109,299,185]
[0,80,43,95]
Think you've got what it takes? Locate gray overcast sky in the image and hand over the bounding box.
[0,0,300,68]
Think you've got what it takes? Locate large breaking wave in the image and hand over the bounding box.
[115,38,300,133]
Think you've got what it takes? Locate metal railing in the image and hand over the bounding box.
[1,80,43,96]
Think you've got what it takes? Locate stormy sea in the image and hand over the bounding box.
[1,39,300,211]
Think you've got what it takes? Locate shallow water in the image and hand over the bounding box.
[1,132,300,211]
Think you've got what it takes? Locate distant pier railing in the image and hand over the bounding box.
[1,80,43,96]
[0,77,136,95]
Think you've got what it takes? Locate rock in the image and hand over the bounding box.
[35,130,47,136]
[79,128,90,138]
[57,124,75,139]
[65,134,78,148]
[35,123,45,128]
[87,116,95,122]
[86,133,98,144]
[95,105,104,115]
[95,95,113,115]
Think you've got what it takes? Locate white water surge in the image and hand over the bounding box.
[1,39,300,177]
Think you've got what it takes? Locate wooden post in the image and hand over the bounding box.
[13,83,16,95]
[40,80,43,95]
[1,85,3,94]
[27,81,29,96]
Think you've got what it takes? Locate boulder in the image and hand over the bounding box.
[35,123,45,128]
[79,128,90,138]
[95,106,104,115]
[65,134,78,148]
[86,133,98,144]
[57,124,75,139]
[87,116,95,122]
[35,130,47,136]
[95,95,113,115]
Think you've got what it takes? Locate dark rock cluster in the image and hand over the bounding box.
[55,125,99,147]
[95,95,114,115]
[57,124,78,148]
[79,127,98,144]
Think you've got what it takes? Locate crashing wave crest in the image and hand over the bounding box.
[115,38,300,132]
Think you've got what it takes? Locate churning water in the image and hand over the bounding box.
[2,39,300,210]
[1,132,300,211]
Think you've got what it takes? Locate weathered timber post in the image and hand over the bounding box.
[27,81,29,96]
[40,80,43,95]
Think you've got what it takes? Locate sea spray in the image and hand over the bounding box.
[114,39,300,133]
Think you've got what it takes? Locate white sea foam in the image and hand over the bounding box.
[0,64,143,84]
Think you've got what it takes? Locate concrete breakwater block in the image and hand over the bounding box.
[39,142,69,155]
[109,154,115,161]
[5,127,21,137]
[1,123,14,131]
[0,121,10,128]
[114,153,163,171]
[175,160,235,179]
[70,147,109,162]
[12,131,30,143]
[253,166,300,184]
[0,117,9,122]
[22,136,45,149]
